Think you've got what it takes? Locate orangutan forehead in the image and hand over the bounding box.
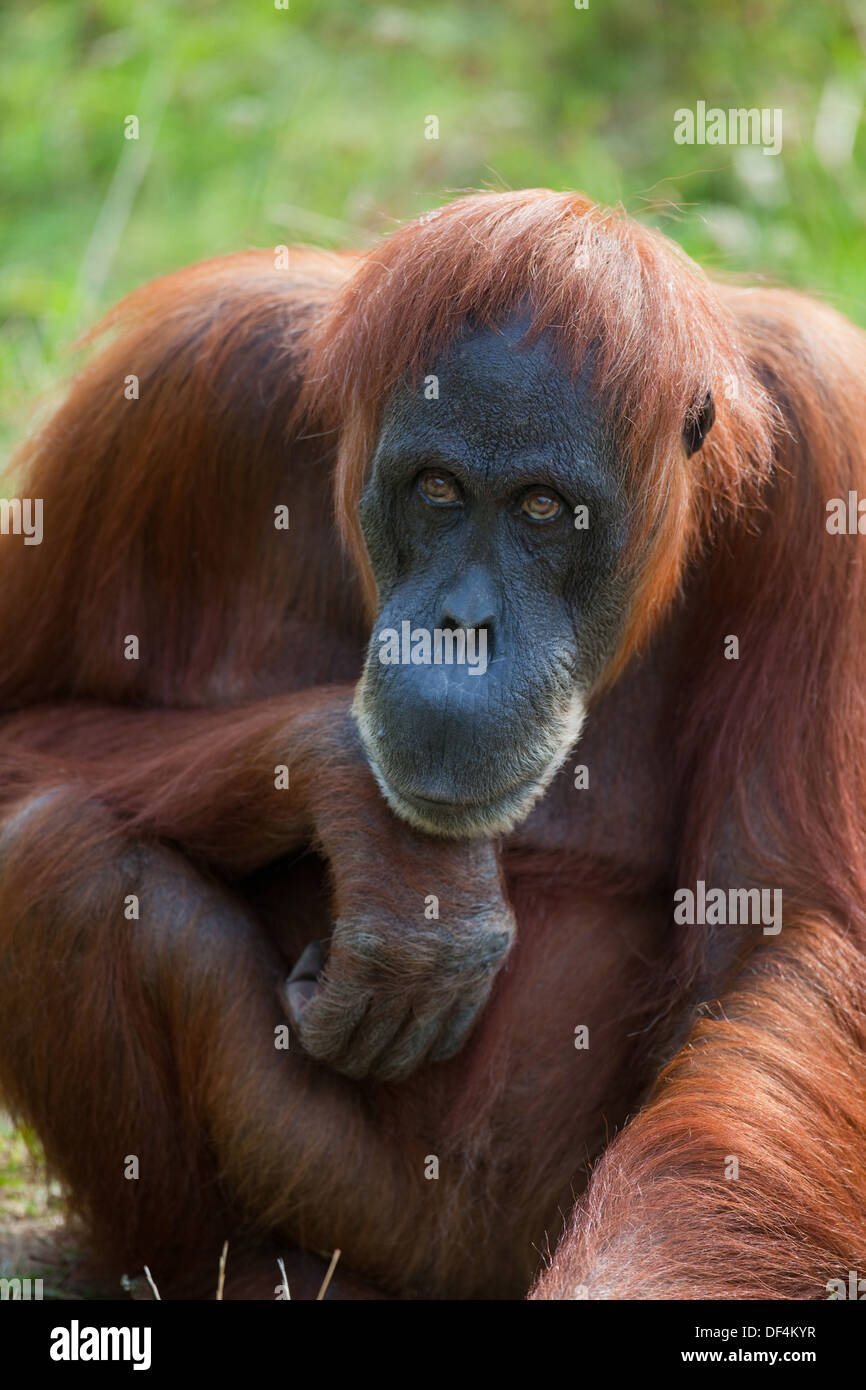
[383,314,604,432]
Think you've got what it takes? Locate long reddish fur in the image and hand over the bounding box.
[304,191,866,1295]
[0,190,864,1297]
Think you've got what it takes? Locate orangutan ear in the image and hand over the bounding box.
[683,391,716,456]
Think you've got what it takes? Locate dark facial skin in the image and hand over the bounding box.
[353,314,633,837]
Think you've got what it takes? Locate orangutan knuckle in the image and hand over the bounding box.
[440,923,513,978]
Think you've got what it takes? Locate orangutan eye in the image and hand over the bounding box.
[418,470,461,506]
[521,488,563,522]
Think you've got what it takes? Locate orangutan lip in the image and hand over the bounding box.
[396,785,496,810]
[399,790,476,811]
[364,745,531,824]
[395,782,529,815]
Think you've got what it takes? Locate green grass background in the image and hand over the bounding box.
[2,0,866,460]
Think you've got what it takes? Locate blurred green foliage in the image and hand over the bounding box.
[0,1112,60,1222]
[1,0,865,456]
